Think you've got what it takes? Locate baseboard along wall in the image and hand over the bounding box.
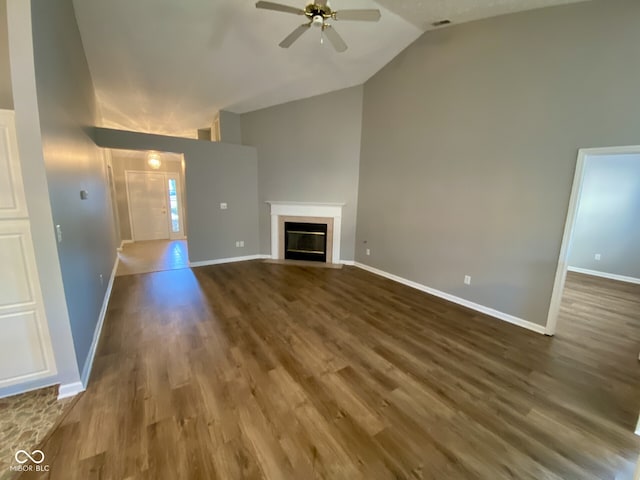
[567,266,640,285]
[58,253,120,399]
[354,262,547,335]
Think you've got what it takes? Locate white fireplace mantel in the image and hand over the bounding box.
[266,201,344,263]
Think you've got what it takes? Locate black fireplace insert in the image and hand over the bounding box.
[284,222,328,262]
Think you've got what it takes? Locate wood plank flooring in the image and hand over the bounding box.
[17,264,640,479]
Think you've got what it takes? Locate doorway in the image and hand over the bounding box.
[546,146,640,438]
[111,149,188,276]
[546,145,640,334]
[125,170,185,241]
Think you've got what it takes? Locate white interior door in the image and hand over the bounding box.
[126,171,170,241]
[0,110,56,390]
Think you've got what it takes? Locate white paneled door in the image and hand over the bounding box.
[126,171,170,241]
[0,110,56,390]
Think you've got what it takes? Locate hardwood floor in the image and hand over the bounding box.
[18,264,640,479]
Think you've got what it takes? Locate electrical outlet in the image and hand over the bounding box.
[594,253,601,261]
[366,248,371,256]
[235,241,240,247]
[239,241,244,247]
[464,275,471,285]
[220,202,228,210]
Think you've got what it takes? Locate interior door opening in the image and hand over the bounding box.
[546,146,640,439]
[117,150,186,243]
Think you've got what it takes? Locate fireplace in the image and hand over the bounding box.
[267,201,344,264]
[284,222,328,262]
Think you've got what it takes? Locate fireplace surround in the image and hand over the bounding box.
[267,202,344,264]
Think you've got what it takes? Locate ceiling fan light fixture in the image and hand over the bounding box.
[147,151,161,170]
[255,1,381,52]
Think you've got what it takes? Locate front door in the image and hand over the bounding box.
[126,171,169,241]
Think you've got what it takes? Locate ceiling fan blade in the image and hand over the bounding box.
[323,25,347,52]
[255,1,304,15]
[279,23,311,48]
[333,9,381,22]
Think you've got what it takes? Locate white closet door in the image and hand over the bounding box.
[0,110,56,389]
[0,111,27,219]
[0,221,56,386]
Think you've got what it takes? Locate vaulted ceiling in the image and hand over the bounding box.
[73,0,589,138]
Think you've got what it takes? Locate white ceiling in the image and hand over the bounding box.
[73,0,588,138]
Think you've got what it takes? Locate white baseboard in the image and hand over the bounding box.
[57,381,85,400]
[354,262,547,335]
[567,266,640,285]
[0,379,59,400]
[189,254,270,268]
[339,260,355,266]
[80,254,119,388]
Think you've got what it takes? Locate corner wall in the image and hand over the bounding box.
[240,86,363,261]
[0,0,13,109]
[0,0,13,110]
[30,0,117,377]
[6,0,81,391]
[356,0,640,327]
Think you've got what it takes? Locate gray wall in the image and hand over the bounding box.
[356,0,640,327]
[4,0,81,393]
[0,0,13,109]
[94,128,259,263]
[569,153,640,279]
[240,86,363,261]
[30,0,117,376]
[111,150,184,241]
[219,110,242,145]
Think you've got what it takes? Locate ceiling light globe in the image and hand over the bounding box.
[147,152,161,170]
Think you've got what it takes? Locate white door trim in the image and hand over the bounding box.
[545,145,640,335]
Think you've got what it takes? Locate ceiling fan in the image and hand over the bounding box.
[255,1,381,52]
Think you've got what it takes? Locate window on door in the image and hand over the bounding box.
[168,178,180,234]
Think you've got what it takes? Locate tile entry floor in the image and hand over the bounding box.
[116,240,189,277]
[0,386,72,480]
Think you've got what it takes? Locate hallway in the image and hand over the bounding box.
[116,240,189,277]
